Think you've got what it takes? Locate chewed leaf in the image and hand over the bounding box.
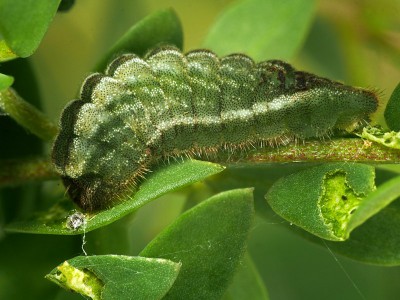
[266,163,376,241]
[326,189,400,266]
[300,174,400,265]
[46,255,180,300]
[319,170,366,238]
[360,126,400,149]
[48,261,103,300]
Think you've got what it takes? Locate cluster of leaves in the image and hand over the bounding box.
[1,0,400,299]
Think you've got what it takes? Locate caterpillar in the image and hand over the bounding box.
[52,46,378,211]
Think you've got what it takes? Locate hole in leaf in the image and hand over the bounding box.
[319,171,364,239]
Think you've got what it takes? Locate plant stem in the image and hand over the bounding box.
[0,88,59,141]
[0,157,59,187]
[1,138,399,188]
[221,138,400,165]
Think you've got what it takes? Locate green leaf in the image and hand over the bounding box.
[0,40,17,61]
[203,0,316,61]
[384,82,400,131]
[0,73,13,91]
[206,164,318,220]
[6,159,225,235]
[46,255,180,300]
[223,253,269,300]
[140,188,255,299]
[347,175,400,232]
[95,8,183,72]
[266,163,376,241]
[259,168,400,266]
[0,0,61,58]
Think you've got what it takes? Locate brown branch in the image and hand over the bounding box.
[222,138,400,165]
[0,157,59,187]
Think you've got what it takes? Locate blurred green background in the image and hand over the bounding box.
[1,0,400,299]
[32,0,400,123]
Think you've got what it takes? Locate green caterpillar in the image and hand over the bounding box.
[52,46,378,211]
